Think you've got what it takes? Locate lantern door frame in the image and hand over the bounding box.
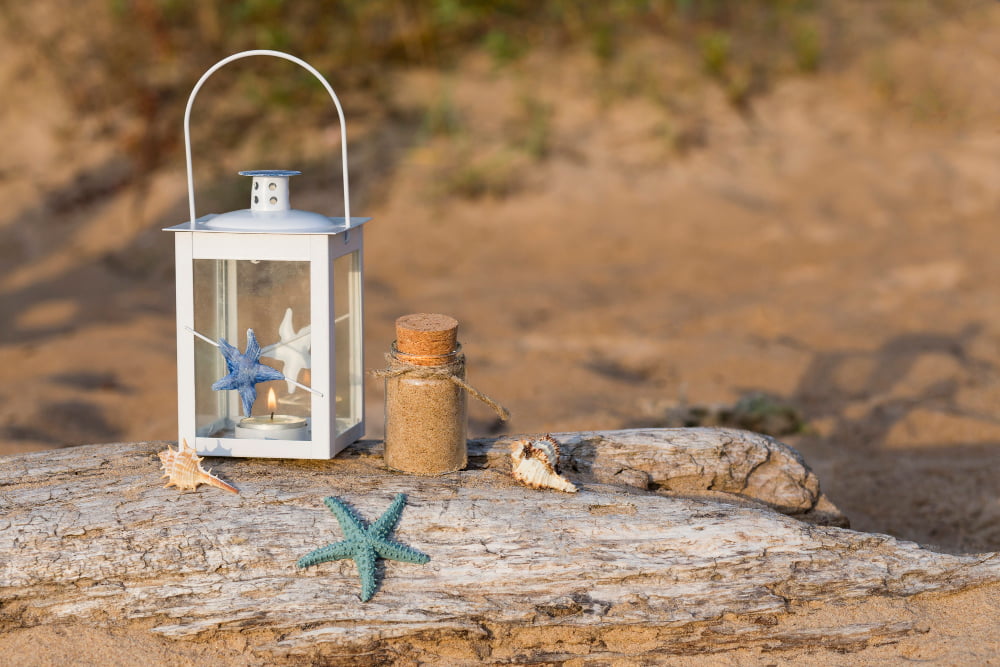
[173,228,364,460]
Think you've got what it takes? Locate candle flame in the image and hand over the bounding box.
[267,387,277,413]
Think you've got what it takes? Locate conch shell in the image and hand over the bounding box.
[510,434,578,493]
[158,439,239,494]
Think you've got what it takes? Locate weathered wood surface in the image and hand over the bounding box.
[471,428,845,524]
[1,428,997,664]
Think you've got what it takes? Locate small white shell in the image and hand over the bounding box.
[158,439,239,494]
[510,434,578,493]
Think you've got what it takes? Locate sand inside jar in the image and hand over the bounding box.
[383,350,468,475]
[382,314,467,475]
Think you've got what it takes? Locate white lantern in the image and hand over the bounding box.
[165,51,369,459]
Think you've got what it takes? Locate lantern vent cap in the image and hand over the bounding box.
[241,169,297,213]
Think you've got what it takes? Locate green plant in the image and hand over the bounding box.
[699,30,731,79]
[483,29,525,66]
[868,53,899,103]
[723,65,762,110]
[908,80,960,124]
[653,117,707,157]
[792,22,822,73]
[422,88,463,138]
[590,22,617,64]
[516,96,553,161]
[440,151,523,200]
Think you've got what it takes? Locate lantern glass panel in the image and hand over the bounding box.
[193,258,311,437]
[334,250,361,435]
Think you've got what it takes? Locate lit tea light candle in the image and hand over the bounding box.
[235,387,308,440]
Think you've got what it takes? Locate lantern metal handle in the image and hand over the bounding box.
[183,49,351,229]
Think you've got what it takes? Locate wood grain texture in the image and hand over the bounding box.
[1,429,996,664]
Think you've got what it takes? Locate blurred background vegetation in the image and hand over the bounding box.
[3,0,977,188]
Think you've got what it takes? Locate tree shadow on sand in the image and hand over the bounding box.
[0,107,422,349]
[770,324,999,554]
[627,324,1000,553]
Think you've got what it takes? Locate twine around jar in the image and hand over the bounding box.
[371,353,511,422]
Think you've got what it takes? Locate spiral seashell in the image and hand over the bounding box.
[510,434,578,493]
[158,439,239,494]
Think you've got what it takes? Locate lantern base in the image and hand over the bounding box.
[187,419,362,460]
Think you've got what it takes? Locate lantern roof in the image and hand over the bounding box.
[163,214,371,235]
[164,169,371,235]
[239,169,301,178]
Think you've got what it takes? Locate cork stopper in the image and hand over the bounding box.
[395,314,459,365]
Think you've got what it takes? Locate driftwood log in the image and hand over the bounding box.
[1,428,997,664]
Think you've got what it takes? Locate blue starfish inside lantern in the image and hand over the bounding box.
[211,329,285,417]
[185,322,322,425]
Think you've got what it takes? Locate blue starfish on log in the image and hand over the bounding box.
[297,493,430,602]
[211,328,284,417]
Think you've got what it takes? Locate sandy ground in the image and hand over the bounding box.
[1,4,999,665]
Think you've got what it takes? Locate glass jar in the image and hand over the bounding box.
[382,315,468,474]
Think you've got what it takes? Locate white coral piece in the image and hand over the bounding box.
[262,308,312,395]
[510,434,578,493]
